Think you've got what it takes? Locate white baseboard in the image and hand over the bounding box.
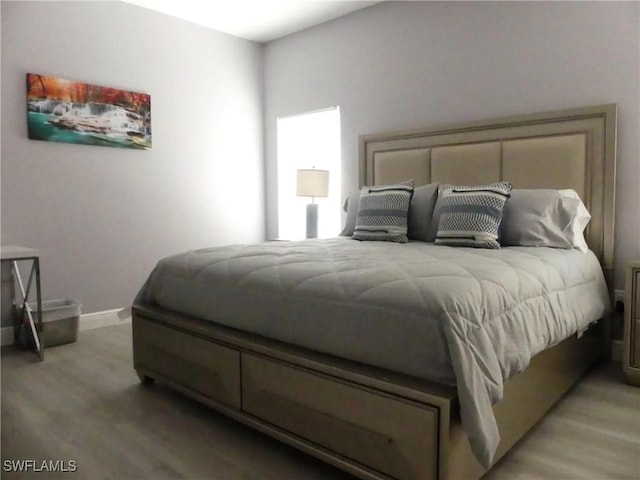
[80,307,131,331]
[0,307,131,347]
[611,339,623,363]
[0,326,15,347]
[614,288,625,306]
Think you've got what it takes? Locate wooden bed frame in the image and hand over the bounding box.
[132,104,617,480]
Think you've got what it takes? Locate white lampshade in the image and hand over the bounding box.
[296,169,329,198]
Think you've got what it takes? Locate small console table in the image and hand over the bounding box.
[1,246,44,360]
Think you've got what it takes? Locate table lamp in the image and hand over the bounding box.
[296,168,329,238]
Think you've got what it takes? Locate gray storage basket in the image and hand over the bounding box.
[27,299,82,347]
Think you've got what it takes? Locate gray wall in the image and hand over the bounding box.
[264,1,640,289]
[2,1,638,324]
[1,1,265,318]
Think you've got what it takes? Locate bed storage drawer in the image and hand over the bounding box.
[133,317,240,409]
[241,353,439,480]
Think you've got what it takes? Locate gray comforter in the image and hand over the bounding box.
[135,237,610,467]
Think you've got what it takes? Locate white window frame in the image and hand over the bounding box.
[276,107,341,240]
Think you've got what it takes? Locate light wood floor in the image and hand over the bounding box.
[1,324,639,480]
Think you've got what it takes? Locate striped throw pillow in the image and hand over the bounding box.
[353,181,415,243]
[435,182,512,249]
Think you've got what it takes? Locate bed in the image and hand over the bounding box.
[132,103,617,480]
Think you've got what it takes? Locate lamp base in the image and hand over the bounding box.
[306,203,318,239]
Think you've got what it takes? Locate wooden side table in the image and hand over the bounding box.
[1,246,44,360]
[623,261,640,386]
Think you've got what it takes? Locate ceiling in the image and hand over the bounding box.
[122,0,382,43]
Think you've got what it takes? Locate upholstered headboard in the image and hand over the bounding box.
[359,104,617,285]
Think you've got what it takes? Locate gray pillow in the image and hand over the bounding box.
[339,189,362,236]
[407,183,439,241]
[500,189,590,251]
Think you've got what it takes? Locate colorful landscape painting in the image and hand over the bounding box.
[27,73,151,150]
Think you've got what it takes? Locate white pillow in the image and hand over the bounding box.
[500,189,591,252]
[558,189,590,252]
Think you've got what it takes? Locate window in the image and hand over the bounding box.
[277,107,341,240]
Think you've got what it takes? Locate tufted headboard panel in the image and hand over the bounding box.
[359,104,617,285]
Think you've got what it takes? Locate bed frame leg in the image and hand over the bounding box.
[136,370,155,385]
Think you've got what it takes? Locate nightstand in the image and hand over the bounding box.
[623,261,640,386]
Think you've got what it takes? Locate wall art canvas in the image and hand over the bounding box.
[27,73,151,150]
